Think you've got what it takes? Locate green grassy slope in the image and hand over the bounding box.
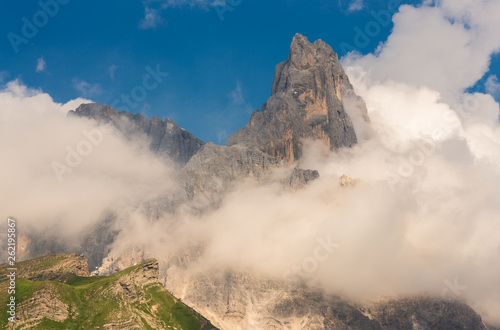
[0,254,216,329]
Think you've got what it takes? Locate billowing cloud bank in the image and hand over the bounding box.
[169,0,499,324]
[0,80,175,241]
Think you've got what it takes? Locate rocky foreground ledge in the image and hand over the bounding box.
[0,253,216,329]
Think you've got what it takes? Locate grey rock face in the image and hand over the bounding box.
[162,266,487,330]
[365,297,487,330]
[177,143,321,212]
[284,168,320,190]
[180,142,281,199]
[68,103,204,165]
[227,33,369,163]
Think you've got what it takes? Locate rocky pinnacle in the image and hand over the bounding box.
[227,33,368,163]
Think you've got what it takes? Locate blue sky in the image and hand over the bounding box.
[1,0,498,143]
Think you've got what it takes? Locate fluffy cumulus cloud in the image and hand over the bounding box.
[0,79,175,244]
[330,0,500,324]
[343,0,500,101]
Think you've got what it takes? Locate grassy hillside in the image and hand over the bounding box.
[0,254,216,329]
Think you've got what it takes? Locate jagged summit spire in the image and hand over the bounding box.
[227,33,368,163]
[288,33,338,70]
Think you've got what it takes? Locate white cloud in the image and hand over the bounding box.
[138,0,225,29]
[485,75,500,98]
[348,0,363,12]
[139,6,165,29]
[338,0,500,324]
[342,1,500,102]
[0,79,175,240]
[227,80,253,116]
[0,80,92,125]
[109,64,118,80]
[36,56,46,72]
[228,80,245,105]
[73,79,103,97]
[157,0,225,9]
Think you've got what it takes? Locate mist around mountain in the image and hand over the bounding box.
[1,9,500,327]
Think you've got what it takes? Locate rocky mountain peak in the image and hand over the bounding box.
[68,103,119,120]
[288,33,337,71]
[68,103,204,165]
[227,33,369,163]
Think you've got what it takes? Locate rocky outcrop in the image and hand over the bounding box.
[180,143,281,199]
[162,267,487,330]
[227,33,369,163]
[97,245,145,276]
[17,286,70,325]
[163,269,378,329]
[284,168,320,190]
[0,255,216,329]
[0,253,89,283]
[68,103,205,165]
[114,259,159,302]
[340,174,355,188]
[365,297,487,330]
[174,143,321,213]
[9,284,69,329]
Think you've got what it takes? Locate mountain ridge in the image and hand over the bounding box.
[68,103,205,166]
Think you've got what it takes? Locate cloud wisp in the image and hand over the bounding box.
[485,75,500,99]
[138,0,226,29]
[73,79,103,97]
[36,57,46,72]
[139,6,166,29]
[348,0,364,12]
